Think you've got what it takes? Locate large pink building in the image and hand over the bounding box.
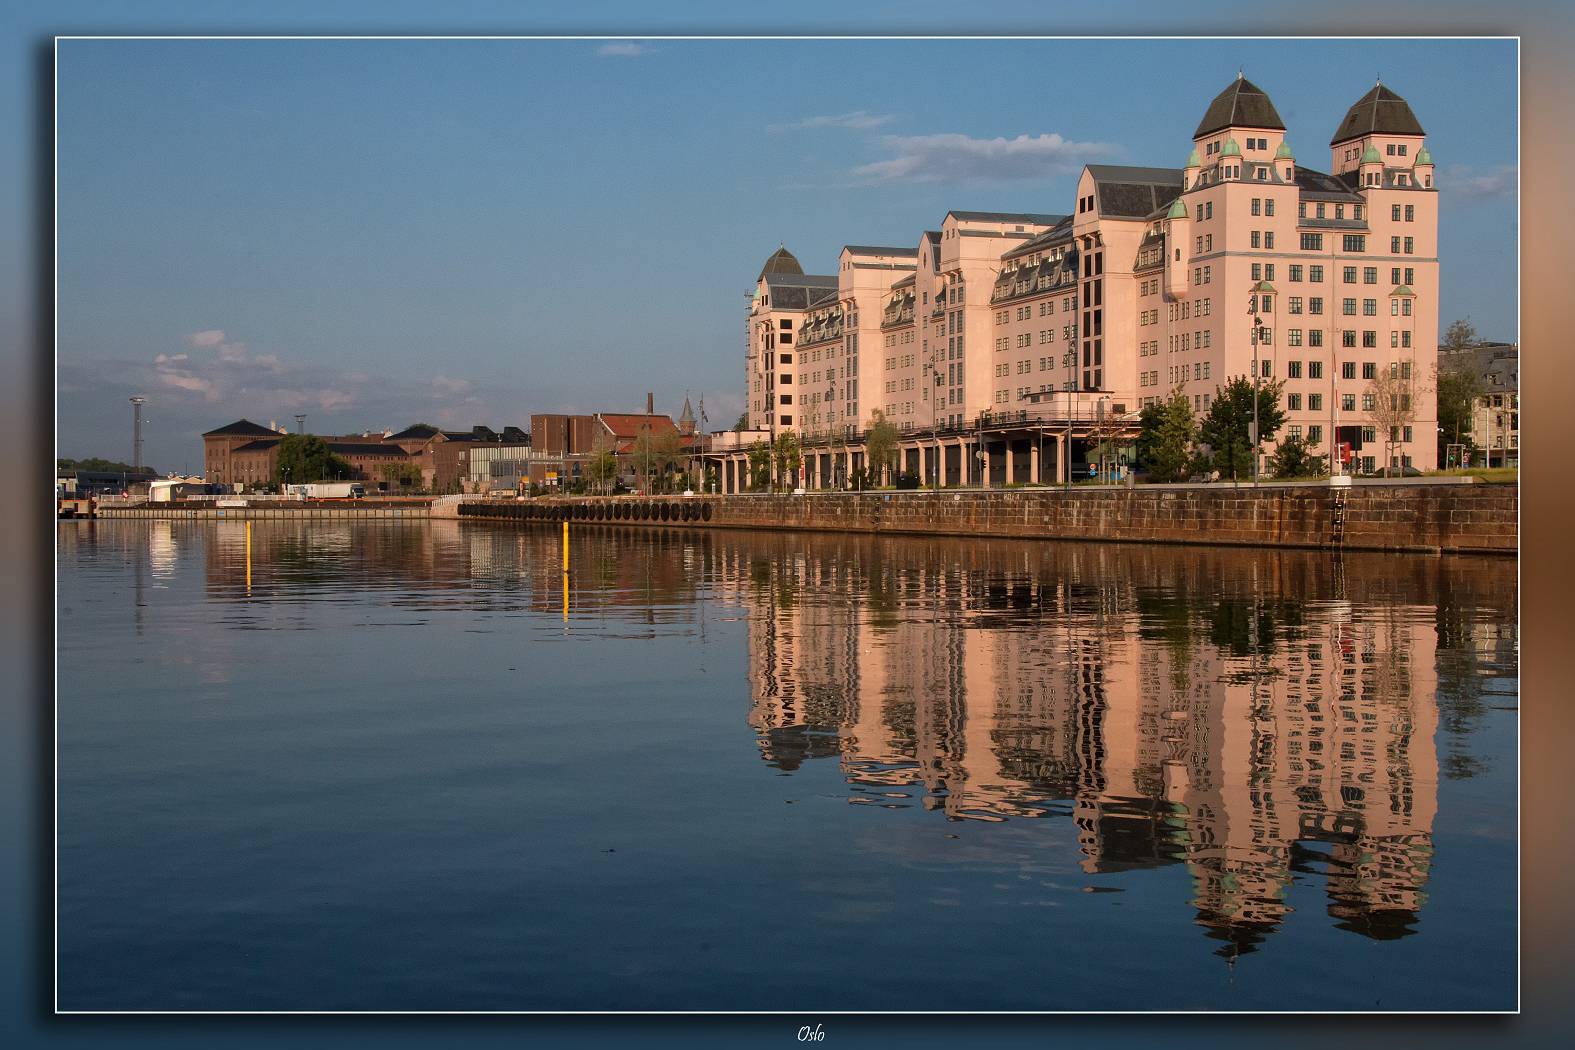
[722,75,1441,491]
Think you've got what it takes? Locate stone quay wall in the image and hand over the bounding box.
[96,502,429,521]
[456,482,1516,556]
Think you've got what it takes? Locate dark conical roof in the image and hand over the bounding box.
[1330,83,1425,145]
[1193,75,1286,138]
[758,246,804,280]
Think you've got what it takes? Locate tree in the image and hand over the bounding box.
[1442,316,1478,353]
[58,457,153,474]
[1268,433,1326,479]
[746,440,772,491]
[772,431,801,491]
[377,461,423,491]
[733,413,749,432]
[1197,377,1286,483]
[1365,360,1417,477]
[1436,361,1484,467]
[630,427,682,492]
[585,448,619,495]
[1136,387,1196,482]
[275,434,352,484]
[864,409,899,487]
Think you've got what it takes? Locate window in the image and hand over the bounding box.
[1300,234,1323,251]
[1265,232,1275,250]
[1362,394,1376,412]
[1363,267,1377,284]
[1288,393,1303,411]
[1404,237,1414,254]
[1252,263,1262,281]
[1251,231,1261,248]
[1335,204,1345,220]
[1290,263,1304,281]
[1299,202,1307,218]
[1288,329,1303,346]
[1343,394,1356,412]
[1362,330,1377,348]
[1288,297,1303,314]
[1309,330,1324,348]
[1343,266,1357,283]
[1342,330,1356,348]
[1310,265,1325,283]
[1362,362,1376,379]
[1288,360,1303,378]
[1317,203,1326,219]
[1392,204,1402,221]
[1343,361,1357,379]
[1342,298,1357,315]
[1309,361,1323,379]
[1265,199,1275,217]
[1405,204,1415,222]
[1309,393,1323,411]
[1391,236,1401,253]
[1252,198,1261,216]
[1363,299,1377,316]
[1309,297,1324,315]
[1343,235,1366,253]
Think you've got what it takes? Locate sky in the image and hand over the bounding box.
[53,35,1517,472]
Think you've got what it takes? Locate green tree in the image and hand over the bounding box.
[746,441,772,491]
[1436,362,1484,466]
[275,434,352,484]
[733,412,749,432]
[630,427,682,492]
[586,448,619,494]
[864,409,899,486]
[1268,433,1326,479]
[57,457,153,475]
[1136,387,1196,482]
[1197,377,1286,483]
[773,431,802,491]
[377,461,423,491]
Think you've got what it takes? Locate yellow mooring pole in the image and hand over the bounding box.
[561,518,569,621]
[245,520,252,594]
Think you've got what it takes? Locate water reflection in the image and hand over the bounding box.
[58,519,1516,966]
[727,536,1514,959]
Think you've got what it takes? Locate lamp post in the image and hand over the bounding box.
[1248,280,1276,486]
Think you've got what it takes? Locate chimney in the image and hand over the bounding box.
[646,392,654,415]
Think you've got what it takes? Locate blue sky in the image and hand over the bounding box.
[54,35,1516,470]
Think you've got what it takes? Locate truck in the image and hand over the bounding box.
[286,482,366,500]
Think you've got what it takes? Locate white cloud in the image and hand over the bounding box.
[1443,164,1516,201]
[188,329,226,348]
[431,375,473,397]
[853,131,1118,184]
[771,110,897,133]
[596,42,650,57]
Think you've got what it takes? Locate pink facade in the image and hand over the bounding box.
[742,75,1443,477]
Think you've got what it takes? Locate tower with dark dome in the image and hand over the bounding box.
[1329,81,1431,187]
[757,245,804,280]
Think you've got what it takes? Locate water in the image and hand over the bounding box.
[56,519,1518,1011]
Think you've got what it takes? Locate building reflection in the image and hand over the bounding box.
[732,538,1501,958]
[68,517,1507,957]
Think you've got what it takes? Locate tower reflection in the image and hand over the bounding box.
[733,538,1498,957]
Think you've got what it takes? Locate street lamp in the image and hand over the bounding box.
[1248,280,1276,486]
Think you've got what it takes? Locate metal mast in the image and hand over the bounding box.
[129,396,146,471]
